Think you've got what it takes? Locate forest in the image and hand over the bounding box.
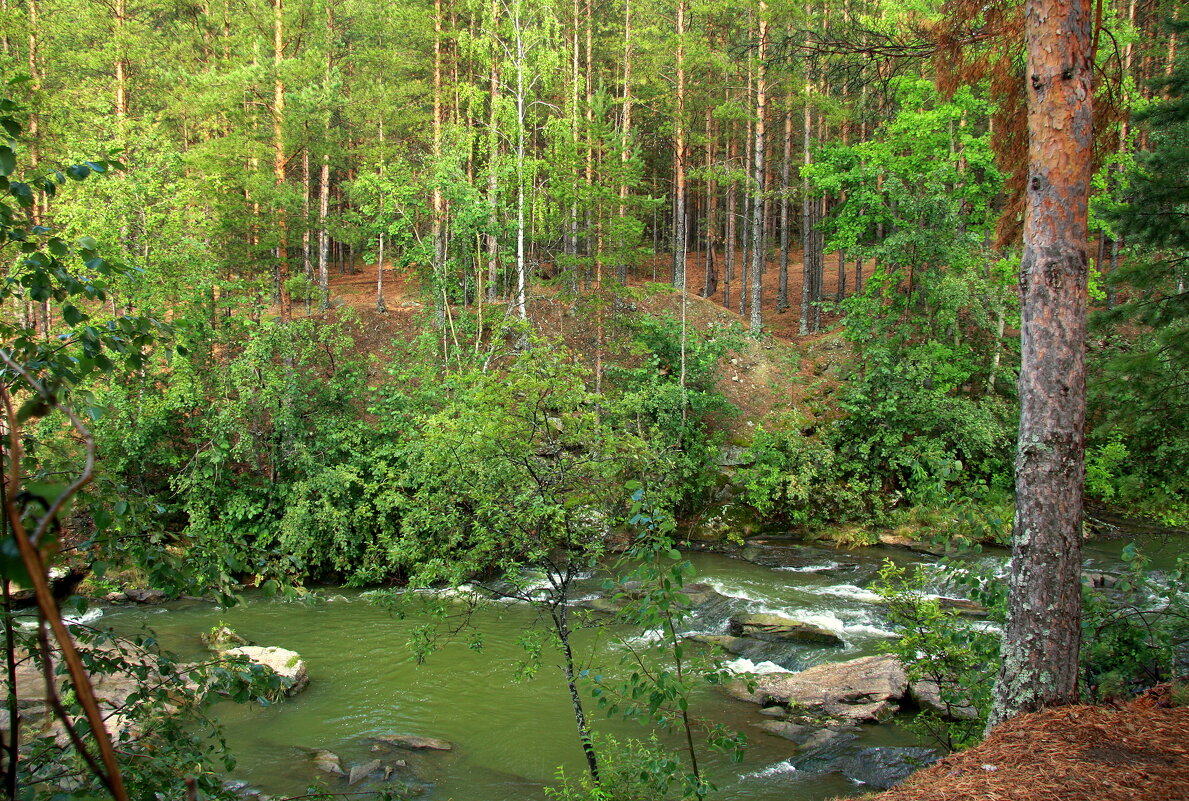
[0,0,1187,798]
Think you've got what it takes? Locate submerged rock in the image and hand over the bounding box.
[372,734,453,751]
[727,654,907,726]
[755,720,854,751]
[310,749,345,776]
[224,646,309,694]
[838,746,940,789]
[202,624,248,651]
[936,597,989,618]
[348,759,382,786]
[727,613,844,646]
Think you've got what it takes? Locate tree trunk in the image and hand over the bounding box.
[617,0,634,284]
[748,4,767,333]
[703,107,717,297]
[990,0,1093,729]
[318,5,333,306]
[672,0,687,290]
[799,71,812,336]
[778,105,792,312]
[273,0,290,322]
[486,0,501,301]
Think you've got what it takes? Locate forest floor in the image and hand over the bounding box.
[864,685,1189,801]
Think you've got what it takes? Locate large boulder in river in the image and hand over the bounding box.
[727,613,844,647]
[224,646,309,695]
[727,654,907,725]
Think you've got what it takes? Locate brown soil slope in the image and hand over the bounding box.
[869,690,1189,801]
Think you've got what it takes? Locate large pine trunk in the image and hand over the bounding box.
[991,0,1093,728]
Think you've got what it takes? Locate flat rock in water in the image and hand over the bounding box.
[224,646,309,694]
[727,654,908,726]
[728,613,844,646]
[372,734,453,751]
[348,759,382,786]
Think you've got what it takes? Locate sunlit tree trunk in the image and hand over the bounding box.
[990,0,1093,729]
[273,0,290,322]
[672,0,687,290]
[703,107,717,297]
[748,3,767,333]
[778,104,792,311]
[486,0,501,301]
[617,0,634,285]
[317,5,333,306]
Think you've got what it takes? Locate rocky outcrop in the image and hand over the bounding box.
[727,613,844,646]
[224,646,309,695]
[728,654,908,725]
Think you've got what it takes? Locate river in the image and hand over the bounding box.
[96,530,1184,801]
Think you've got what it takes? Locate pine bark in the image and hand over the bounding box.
[990,0,1093,728]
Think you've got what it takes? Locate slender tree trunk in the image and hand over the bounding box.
[513,0,528,320]
[672,0,687,290]
[273,0,290,322]
[302,145,312,278]
[703,107,717,297]
[778,105,792,311]
[433,0,447,325]
[318,6,333,306]
[486,0,501,301]
[724,129,736,310]
[799,70,812,336]
[990,0,1092,729]
[748,4,767,333]
[114,0,128,119]
[617,0,634,284]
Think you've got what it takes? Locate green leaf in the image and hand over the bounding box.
[65,164,91,181]
[62,304,84,327]
[9,181,32,206]
[0,146,14,177]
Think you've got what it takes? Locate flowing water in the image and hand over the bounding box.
[94,529,1184,801]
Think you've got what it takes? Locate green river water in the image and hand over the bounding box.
[94,530,1184,801]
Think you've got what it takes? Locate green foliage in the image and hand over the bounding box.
[6,604,279,800]
[603,308,739,517]
[1088,15,1189,522]
[592,484,745,799]
[1082,545,1189,700]
[736,412,884,529]
[873,560,998,752]
[545,735,700,801]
